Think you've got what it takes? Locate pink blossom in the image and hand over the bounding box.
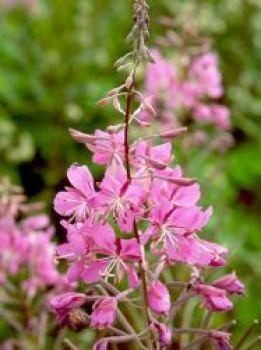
[50,292,86,327]
[90,163,145,233]
[133,140,173,171]
[54,164,96,222]
[189,53,223,99]
[152,322,172,346]
[196,284,233,312]
[83,223,141,288]
[148,280,170,315]
[212,105,231,130]
[210,331,232,350]
[149,166,201,206]
[90,297,117,329]
[212,272,245,295]
[93,339,108,350]
[56,221,95,283]
[70,128,125,165]
[144,199,216,266]
[145,49,177,102]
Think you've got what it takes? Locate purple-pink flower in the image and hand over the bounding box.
[196,284,233,312]
[212,272,245,295]
[148,280,170,315]
[54,164,96,222]
[152,322,172,346]
[90,162,146,233]
[90,297,117,329]
[50,292,86,325]
[83,223,141,288]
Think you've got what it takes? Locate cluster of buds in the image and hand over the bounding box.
[51,2,246,349]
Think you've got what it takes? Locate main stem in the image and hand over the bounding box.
[124,81,152,345]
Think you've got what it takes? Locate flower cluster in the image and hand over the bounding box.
[0,178,61,298]
[51,2,244,349]
[141,18,233,154]
[144,49,230,131]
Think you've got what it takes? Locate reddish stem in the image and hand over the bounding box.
[124,82,152,339]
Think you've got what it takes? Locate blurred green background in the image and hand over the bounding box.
[0,0,261,345]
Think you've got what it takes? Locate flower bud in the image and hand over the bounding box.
[148,280,170,315]
[125,75,133,89]
[212,272,245,296]
[152,322,172,346]
[210,331,232,350]
[97,98,109,107]
[167,177,196,186]
[49,292,86,326]
[69,128,95,144]
[159,127,187,140]
[107,88,119,97]
[90,297,117,329]
[146,157,167,170]
[196,284,233,312]
[50,292,86,312]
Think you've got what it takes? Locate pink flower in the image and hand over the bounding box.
[56,221,94,283]
[54,164,96,222]
[189,53,223,99]
[145,49,177,103]
[148,280,170,315]
[194,104,230,130]
[212,105,230,130]
[196,284,233,312]
[144,199,216,267]
[93,339,108,350]
[90,163,145,233]
[70,128,125,165]
[0,217,26,281]
[210,331,232,350]
[90,297,117,329]
[149,166,201,207]
[212,272,245,295]
[134,140,173,171]
[50,292,86,325]
[152,322,172,346]
[21,215,50,232]
[83,223,141,288]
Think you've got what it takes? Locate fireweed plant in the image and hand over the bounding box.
[51,1,245,349]
[0,178,65,349]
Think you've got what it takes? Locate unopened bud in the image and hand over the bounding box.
[107,88,119,97]
[114,52,132,68]
[136,119,152,128]
[112,97,122,112]
[167,177,196,186]
[143,100,156,117]
[69,128,95,144]
[159,127,187,140]
[146,157,167,170]
[96,98,109,107]
[125,75,133,89]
